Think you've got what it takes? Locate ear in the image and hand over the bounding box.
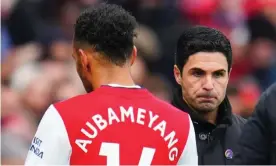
[130,46,137,66]
[174,65,182,85]
[78,49,89,70]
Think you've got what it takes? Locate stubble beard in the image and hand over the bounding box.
[192,102,217,113]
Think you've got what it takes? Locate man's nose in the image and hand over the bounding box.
[202,76,214,91]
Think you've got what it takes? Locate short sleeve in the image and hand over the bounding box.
[24,105,72,165]
[177,115,198,165]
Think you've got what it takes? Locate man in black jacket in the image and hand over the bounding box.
[234,83,276,165]
[172,26,246,165]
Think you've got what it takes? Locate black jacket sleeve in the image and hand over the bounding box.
[234,83,276,165]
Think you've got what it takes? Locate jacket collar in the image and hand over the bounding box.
[171,87,232,127]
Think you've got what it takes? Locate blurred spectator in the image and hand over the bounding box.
[246,14,276,91]
[227,85,244,116]
[1,26,12,60]
[1,86,36,165]
[228,78,261,118]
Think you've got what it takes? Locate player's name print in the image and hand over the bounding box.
[75,106,179,161]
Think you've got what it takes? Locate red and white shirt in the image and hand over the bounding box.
[25,85,197,165]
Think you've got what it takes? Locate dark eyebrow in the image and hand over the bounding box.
[213,69,227,73]
[190,67,205,72]
[189,68,227,74]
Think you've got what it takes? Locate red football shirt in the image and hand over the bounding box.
[25,85,197,165]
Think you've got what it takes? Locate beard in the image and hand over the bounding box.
[192,91,221,113]
[185,95,220,113]
[192,102,218,113]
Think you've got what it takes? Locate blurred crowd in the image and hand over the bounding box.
[1,0,276,164]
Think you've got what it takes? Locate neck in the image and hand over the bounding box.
[91,65,136,89]
[202,109,218,124]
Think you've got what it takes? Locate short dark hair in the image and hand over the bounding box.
[175,26,232,72]
[74,3,137,66]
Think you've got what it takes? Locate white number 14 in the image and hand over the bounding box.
[99,142,156,166]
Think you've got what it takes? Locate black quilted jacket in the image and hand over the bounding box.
[171,88,246,165]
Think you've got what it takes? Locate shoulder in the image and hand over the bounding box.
[53,91,103,113]
[253,83,276,119]
[247,83,276,119]
[154,97,190,117]
[39,105,66,129]
[260,83,276,105]
[231,114,247,125]
[52,92,103,123]
[54,93,92,108]
[266,82,276,94]
[37,105,70,138]
[152,97,191,130]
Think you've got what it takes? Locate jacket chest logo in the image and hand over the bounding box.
[225,149,234,159]
[199,133,208,141]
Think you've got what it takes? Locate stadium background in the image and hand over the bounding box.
[1,0,276,164]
